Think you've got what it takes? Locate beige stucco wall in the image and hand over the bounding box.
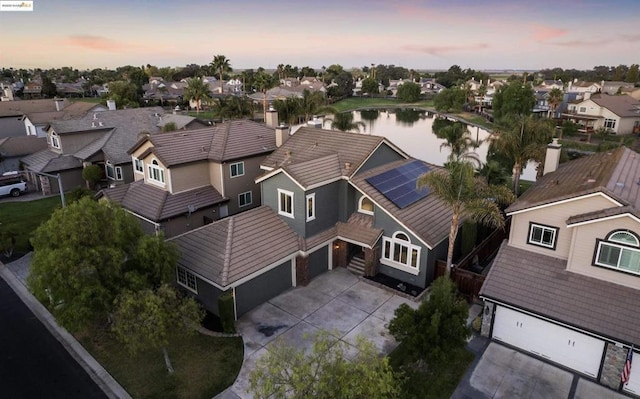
[508,194,621,259]
[131,141,154,182]
[618,117,640,135]
[209,162,223,193]
[170,162,210,193]
[567,215,640,289]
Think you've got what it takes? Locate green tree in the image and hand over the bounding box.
[547,88,564,118]
[361,77,379,97]
[210,55,232,94]
[162,122,177,132]
[626,64,639,83]
[327,71,354,98]
[397,82,421,102]
[82,164,103,189]
[41,75,58,98]
[492,81,535,121]
[417,161,514,274]
[325,112,365,133]
[434,121,478,163]
[254,71,277,114]
[388,276,470,364]
[300,89,335,122]
[433,87,466,112]
[215,96,254,119]
[273,96,303,125]
[249,331,400,399]
[183,77,212,114]
[107,80,140,108]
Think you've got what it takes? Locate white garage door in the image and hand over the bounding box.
[492,306,605,377]
[624,350,640,395]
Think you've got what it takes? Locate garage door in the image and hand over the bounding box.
[624,350,640,395]
[234,261,292,317]
[492,306,605,377]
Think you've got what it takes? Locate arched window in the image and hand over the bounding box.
[358,196,374,215]
[595,230,640,274]
[147,159,165,185]
[382,231,420,274]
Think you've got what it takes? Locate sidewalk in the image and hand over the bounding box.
[0,253,131,399]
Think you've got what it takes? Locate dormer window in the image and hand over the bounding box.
[148,159,165,185]
[134,158,144,174]
[594,230,640,274]
[50,131,60,149]
[358,196,374,215]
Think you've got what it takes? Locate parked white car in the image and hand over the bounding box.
[0,175,28,197]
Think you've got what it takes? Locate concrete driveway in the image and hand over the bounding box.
[217,267,419,399]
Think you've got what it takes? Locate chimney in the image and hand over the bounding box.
[543,138,562,175]
[54,98,65,111]
[265,107,278,128]
[106,99,116,111]
[275,123,290,147]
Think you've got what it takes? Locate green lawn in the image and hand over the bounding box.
[331,97,434,113]
[389,344,474,399]
[0,196,62,254]
[78,328,243,399]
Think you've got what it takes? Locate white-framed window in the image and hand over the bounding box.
[278,189,294,218]
[381,231,420,275]
[115,166,123,180]
[50,131,60,149]
[230,162,245,178]
[358,195,374,215]
[528,222,558,250]
[604,118,616,129]
[579,106,587,113]
[105,161,123,181]
[594,230,640,274]
[134,158,144,173]
[239,191,252,207]
[176,266,197,293]
[306,193,315,221]
[148,159,165,185]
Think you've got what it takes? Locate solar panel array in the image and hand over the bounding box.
[366,160,431,209]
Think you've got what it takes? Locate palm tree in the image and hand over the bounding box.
[491,115,555,195]
[276,64,284,80]
[547,88,563,118]
[210,55,232,94]
[182,77,211,114]
[254,71,276,115]
[216,96,254,119]
[300,89,336,122]
[437,121,481,164]
[417,161,515,276]
[273,97,303,125]
[324,112,366,133]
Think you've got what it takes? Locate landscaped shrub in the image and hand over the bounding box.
[82,164,102,188]
[218,292,236,334]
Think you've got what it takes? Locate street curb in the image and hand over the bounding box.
[0,262,131,399]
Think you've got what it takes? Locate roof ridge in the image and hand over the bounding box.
[221,216,234,286]
[219,121,231,159]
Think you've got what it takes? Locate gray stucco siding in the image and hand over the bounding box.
[308,246,329,280]
[187,277,225,316]
[235,260,293,317]
[305,182,340,236]
[261,172,306,236]
[357,143,405,174]
[223,155,265,216]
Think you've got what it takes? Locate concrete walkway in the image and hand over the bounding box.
[216,267,420,399]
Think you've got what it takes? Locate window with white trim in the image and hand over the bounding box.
[239,191,252,207]
[176,266,197,293]
[527,223,558,249]
[358,196,374,215]
[306,193,315,221]
[604,118,616,129]
[595,230,640,274]
[50,132,60,149]
[381,231,420,274]
[278,189,294,218]
[105,161,123,181]
[230,162,244,178]
[148,159,165,185]
[134,158,144,173]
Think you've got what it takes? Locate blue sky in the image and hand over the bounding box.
[2,0,639,71]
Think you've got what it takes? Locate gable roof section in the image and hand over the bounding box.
[26,102,103,125]
[590,94,640,118]
[566,205,640,227]
[507,147,637,214]
[0,98,69,117]
[0,136,47,157]
[21,148,82,172]
[169,206,299,287]
[481,242,640,345]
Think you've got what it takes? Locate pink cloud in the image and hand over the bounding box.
[65,35,139,52]
[531,25,568,41]
[402,43,490,56]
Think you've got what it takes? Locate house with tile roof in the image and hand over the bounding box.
[97,118,278,237]
[168,125,458,318]
[480,143,640,395]
[567,79,602,94]
[563,93,640,135]
[0,136,47,174]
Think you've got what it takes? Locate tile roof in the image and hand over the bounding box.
[0,136,47,157]
[99,180,226,220]
[481,242,640,345]
[350,158,453,248]
[589,94,640,118]
[21,149,82,172]
[25,102,102,124]
[169,206,300,287]
[0,98,69,117]
[156,114,199,130]
[336,213,383,248]
[507,147,640,213]
[566,205,640,226]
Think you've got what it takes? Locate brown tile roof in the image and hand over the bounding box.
[351,158,453,248]
[0,136,47,157]
[481,242,640,345]
[26,102,102,125]
[507,147,640,213]
[99,180,226,221]
[566,205,640,225]
[285,154,342,188]
[589,94,640,118]
[21,149,82,172]
[169,206,300,287]
[336,213,383,248]
[300,226,337,252]
[0,99,69,117]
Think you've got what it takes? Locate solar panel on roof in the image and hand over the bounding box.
[366,160,431,209]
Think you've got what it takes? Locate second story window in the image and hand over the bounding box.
[528,223,558,250]
[134,158,144,173]
[278,189,294,218]
[358,196,374,215]
[239,191,252,207]
[306,193,315,221]
[50,132,61,149]
[105,161,123,181]
[148,159,165,185]
[595,230,640,274]
[230,162,245,178]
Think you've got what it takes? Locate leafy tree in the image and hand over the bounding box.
[389,276,470,364]
[249,331,400,399]
[492,81,535,121]
[274,96,302,125]
[107,80,140,108]
[82,164,103,189]
[433,87,466,112]
[417,161,514,274]
[397,82,421,102]
[434,121,478,163]
[41,75,58,98]
[327,71,354,98]
[547,88,564,118]
[210,55,232,94]
[162,122,177,132]
[183,77,212,114]
[325,112,365,133]
[299,66,316,78]
[300,89,334,122]
[626,64,639,83]
[215,96,254,119]
[254,71,277,114]
[361,77,379,97]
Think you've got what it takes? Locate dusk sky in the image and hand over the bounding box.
[2,0,639,71]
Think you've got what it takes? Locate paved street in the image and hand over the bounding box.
[0,277,107,399]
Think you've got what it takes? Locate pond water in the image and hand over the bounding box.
[315,109,537,182]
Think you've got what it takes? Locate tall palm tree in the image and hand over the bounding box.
[324,112,366,133]
[276,64,284,80]
[300,89,336,122]
[417,161,515,276]
[437,122,481,165]
[547,88,563,118]
[215,96,254,119]
[491,115,555,195]
[254,71,276,115]
[210,55,232,94]
[182,77,211,114]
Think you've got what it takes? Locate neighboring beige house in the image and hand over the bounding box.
[563,93,640,135]
[539,79,564,91]
[481,144,640,395]
[98,119,279,237]
[566,79,602,94]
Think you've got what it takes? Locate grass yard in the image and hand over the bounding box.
[389,343,475,399]
[78,328,243,399]
[331,97,434,113]
[0,196,62,254]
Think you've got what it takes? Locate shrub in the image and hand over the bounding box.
[218,292,236,333]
